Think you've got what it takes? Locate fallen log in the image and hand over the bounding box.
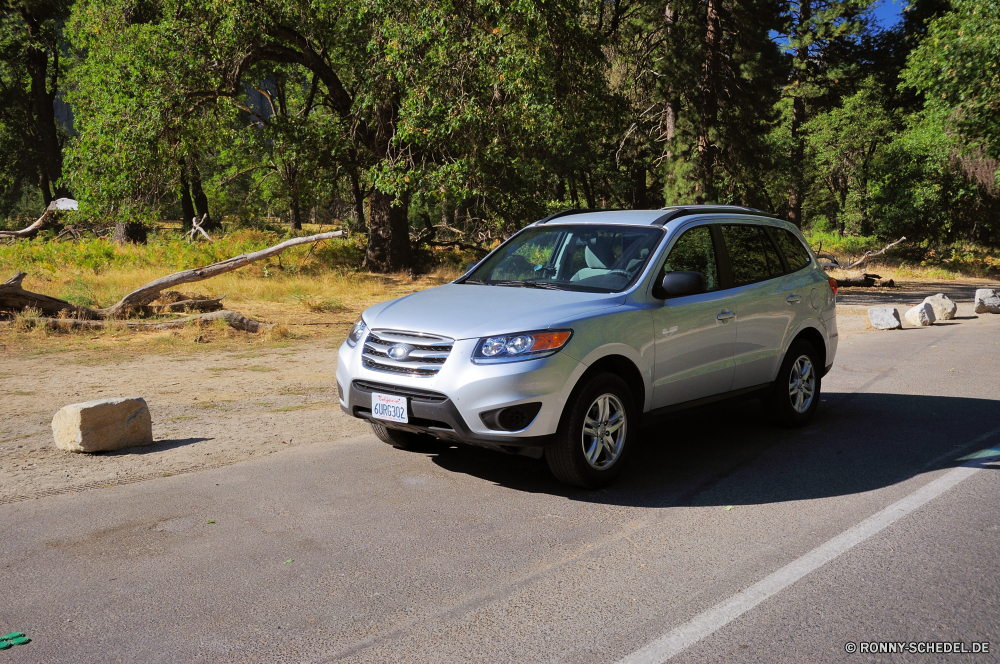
[1,230,344,321]
[843,236,905,271]
[0,210,57,240]
[32,310,272,333]
[835,273,882,288]
[0,198,79,239]
[147,296,225,314]
[1,273,101,319]
[99,230,344,316]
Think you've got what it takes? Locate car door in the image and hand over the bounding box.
[720,223,794,390]
[651,224,738,409]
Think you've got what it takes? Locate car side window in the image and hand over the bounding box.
[721,224,783,285]
[659,225,719,291]
[771,228,812,272]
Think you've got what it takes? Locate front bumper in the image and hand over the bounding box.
[337,337,585,449]
[343,379,552,448]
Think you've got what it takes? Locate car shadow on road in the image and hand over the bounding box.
[428,392,999,507]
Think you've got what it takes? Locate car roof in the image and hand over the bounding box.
[533,206,782,230]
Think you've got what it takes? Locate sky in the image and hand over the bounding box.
[871,0,908,30]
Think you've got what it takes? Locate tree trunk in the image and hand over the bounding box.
[787,95,806,228]
[787,0,811,228]
[662,4,678,152]
[187,157,217,230]
[288,194,302,231]
[364,190,411,272]
[696,0,721,204]
[580,170,596,209]
[632,166,648,209]
[113,222,148,245]
[25,40,63,208]
[179,160,196,232]
[349,167,365,229]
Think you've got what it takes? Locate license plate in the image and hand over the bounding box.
[371,392,408,423]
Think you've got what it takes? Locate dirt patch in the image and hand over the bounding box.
[0,340,371,504]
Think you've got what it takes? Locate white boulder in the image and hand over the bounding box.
[904,303,936,327]
[52,397,153,453]
[868,307,902,330]
[974,288,1000,314]
[922,293,957,320]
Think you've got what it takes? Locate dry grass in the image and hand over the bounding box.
[0,264,463,355]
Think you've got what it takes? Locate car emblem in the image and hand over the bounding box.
[387,344,411,360]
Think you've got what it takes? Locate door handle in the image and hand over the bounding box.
[786,293,802,304]
[717,310,736,322]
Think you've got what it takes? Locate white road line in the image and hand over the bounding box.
[617,433,1000,664]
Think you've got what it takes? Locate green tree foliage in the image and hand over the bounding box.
[0,0,73,212]
[903,0,1000,160]
[0,0,998,258]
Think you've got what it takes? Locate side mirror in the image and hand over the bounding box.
[655,271,707,299]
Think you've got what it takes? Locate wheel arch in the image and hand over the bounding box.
[787,325,827,372]
[568,354,647,418]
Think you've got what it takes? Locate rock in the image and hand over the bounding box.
[868,307,902,330]
[904,303,936,327]
[922,293,957,320]
[52,397,153,453]
[974,288,1000,314]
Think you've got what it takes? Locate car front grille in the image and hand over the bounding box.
[352,380,449,403]
[361,329,454,377]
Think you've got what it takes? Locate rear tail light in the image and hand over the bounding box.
[828,277,838,295]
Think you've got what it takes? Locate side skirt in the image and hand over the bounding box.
[640,383,774,427]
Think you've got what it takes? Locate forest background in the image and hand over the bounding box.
[2,0,999,276]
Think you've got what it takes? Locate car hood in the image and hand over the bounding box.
[363,283,626,340]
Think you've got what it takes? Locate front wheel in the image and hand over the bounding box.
[762,339,821,427]
[546,373,635,488]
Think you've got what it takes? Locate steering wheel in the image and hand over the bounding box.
[607,269,631,277]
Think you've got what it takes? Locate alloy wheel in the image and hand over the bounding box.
[788,355,816,414]
[581,393,627,470]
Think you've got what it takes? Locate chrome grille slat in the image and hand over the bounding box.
[362,328,454,377]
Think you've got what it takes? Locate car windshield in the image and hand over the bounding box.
[462,224,663,293]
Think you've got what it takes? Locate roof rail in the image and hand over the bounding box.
[534,208,612,224]
[651,205,777,226]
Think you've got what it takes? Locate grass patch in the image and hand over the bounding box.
[0,227,464,355]
[804,230,1000,279]
[167,415,197,422]
[196,402,232,410]
[248,366,276,372]
[7,390,34,396]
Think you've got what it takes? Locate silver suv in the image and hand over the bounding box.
[338,207,838,487]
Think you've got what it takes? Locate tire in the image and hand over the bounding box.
[762,339,822,427]
[546,373,636,488]
[369,421,437,450]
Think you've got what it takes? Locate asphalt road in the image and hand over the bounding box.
[2,311,999,663]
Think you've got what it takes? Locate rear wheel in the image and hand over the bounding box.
[546,373,635,488]
[369,421,438,450]
[763,339,821,427]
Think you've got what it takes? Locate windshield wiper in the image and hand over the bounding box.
[461,278,489,285]
[493,280,563,290]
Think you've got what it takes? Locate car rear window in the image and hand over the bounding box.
[720,224,783,285]
[771,228,812,272]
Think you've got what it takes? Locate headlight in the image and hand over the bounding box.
[346,318,368,347]
[472,330,572,364]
